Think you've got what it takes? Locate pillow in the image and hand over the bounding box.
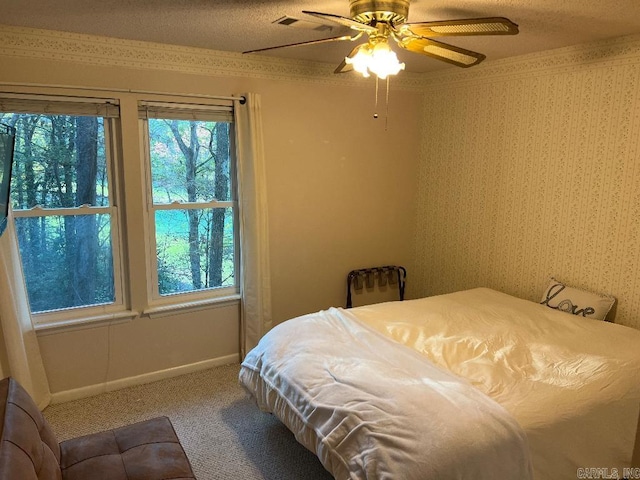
[540,277,615,321]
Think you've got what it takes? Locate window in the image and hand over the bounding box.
[0,94,239,327]
[0,96,122,317]
[140,102,238,301]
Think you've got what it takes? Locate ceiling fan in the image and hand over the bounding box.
[244,0,519,78]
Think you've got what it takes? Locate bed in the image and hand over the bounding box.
[239,288,640,479]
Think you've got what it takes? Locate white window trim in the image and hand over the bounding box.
[143,293,240,319]
[152,200,235,210]
[139,106,239,307]
[13,205,112,217]
[34,309,139,335]
[6,111,128,326]
[3,91,242,329]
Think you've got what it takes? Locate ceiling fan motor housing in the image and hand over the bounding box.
[349,0,410,24]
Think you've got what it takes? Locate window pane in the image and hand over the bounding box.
[14,214,115,312]
[1,113,110,209]
[148,119,231,203]
[0,111,118,314]
[147,114,236,298]
[155,208,235,295]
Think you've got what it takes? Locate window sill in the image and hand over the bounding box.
[143,294,241,319]
[34,310,139,336]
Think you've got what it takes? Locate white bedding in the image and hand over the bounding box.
[240,288,640,479]
[351,288,640,479]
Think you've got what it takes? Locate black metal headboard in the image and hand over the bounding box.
[346,265,406,308]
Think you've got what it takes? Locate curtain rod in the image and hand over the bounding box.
[0,82,246,104]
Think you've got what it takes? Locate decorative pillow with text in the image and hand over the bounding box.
[540,277,615,321]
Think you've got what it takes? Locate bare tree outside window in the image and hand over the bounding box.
[148,118,235,296]
[0,102,237,317]
[1,112,115,312]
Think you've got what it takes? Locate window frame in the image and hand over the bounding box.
[139,101,240,307]
[1,95,128,326]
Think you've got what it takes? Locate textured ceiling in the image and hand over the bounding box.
[1,0,640,73]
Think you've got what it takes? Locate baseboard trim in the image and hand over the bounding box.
[50,354,240,404]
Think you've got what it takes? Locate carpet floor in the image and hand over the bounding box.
[43,363,334,480]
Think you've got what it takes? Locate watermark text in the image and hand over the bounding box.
[577,467,640,479]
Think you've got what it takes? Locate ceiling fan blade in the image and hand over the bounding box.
[302,10,377,33]
[243,34,354,54]
[399,37,486,68]
[334,43,368,74]
[334,59,352,74]
[400,17,519,37]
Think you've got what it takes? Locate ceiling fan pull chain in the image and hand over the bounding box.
[385,76,390,131]
[373,76,379,119]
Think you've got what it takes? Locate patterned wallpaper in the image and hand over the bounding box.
[0,25,425,91]
[412,35,640,329]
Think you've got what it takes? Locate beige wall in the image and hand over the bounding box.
[0,27,421,394]
[413,34,640,329]
[266,84,421,320]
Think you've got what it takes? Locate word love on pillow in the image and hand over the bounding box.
[540,278,615,321]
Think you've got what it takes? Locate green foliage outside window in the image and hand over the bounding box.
[1,110,237,314]
[148,119,235,295]
[1,113,113,312]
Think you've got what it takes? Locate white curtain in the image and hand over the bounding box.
[0,212,51,408]
[234,93,272,358]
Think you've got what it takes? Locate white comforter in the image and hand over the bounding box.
[240,300,533,479]
[348,288,640,479]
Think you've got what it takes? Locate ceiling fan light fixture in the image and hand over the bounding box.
[248,2,519,82]
[346,40,405,79]
[369,41,405,79]
[345,45,373,77]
